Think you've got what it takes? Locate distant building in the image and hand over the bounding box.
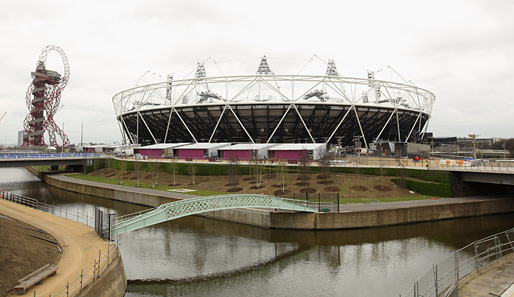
[17,130,26,147]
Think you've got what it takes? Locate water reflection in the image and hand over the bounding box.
[1,168,513,297]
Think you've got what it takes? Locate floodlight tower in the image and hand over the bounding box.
[23,45,70,148]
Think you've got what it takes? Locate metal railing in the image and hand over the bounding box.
[400,228,514,297]
[0,190,120,297]
[112,155,514,174]
[0,153,104,160]
[50,242,120,297]
[0,190,95,227]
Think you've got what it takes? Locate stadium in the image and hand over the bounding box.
[112,57,435,149]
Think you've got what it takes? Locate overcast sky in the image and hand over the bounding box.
[1,0,513,145]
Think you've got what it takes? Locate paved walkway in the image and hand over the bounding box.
[54,174,512,213]
[459,252,514,297]
[0,199,109,297]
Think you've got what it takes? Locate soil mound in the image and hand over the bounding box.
[294,182,310,186]
[374,185,392,192]
[325,187,340,192]
[317,180,334,185]
[299,188,317,193]
[316,174,331,179]
[250,185,266,189]
[227,187,243,192]
[351,185,367,191]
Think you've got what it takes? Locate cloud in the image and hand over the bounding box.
[0,0,513,146]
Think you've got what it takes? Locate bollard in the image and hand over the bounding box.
[337,193,340,212]
[80,269,83,293]
[98,249,101,275]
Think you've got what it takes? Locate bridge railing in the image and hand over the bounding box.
[0,153,105,160]
[113,155,514,174]
[399,227,514,297]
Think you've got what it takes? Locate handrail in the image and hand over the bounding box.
[0,190,120,297]
[400,227,514,297]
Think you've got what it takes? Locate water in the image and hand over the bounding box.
[1,168,513,296]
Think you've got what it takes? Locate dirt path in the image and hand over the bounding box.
[0,199,110,297]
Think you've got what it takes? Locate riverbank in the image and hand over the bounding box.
[0,198,126,297]
[31,167,514,230]
[457,252,514,297]
[0,214,61,296]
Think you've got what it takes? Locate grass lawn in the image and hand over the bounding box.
[65,168,443,203]
[65,173,227,196]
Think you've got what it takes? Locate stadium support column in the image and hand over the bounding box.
[353,107,368,148]
[325,106,353,144]
[405,112,422,143]
[373,109,396,144]
[164,108,174,143]
[209,105,227,143]
[137,111,158,144]
[227,105,254,143]
[267,104,293,143]
[292,104,315,143]
[173,108,198,143]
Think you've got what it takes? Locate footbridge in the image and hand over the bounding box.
[112,194,319,235]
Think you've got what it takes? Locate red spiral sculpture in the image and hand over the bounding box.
[23,45,70,148]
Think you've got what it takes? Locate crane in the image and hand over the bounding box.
[387,66,415,86]
[0,112,6,124]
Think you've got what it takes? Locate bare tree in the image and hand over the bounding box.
[188,161,197,185]
[318,149,333,177]
[106,158,112,169]
[135,161,141,187]
[170,157,177,186]
[380,157,384,190]
[298,149,310,180]
[227,155,239,185]
[253,158,263,188]
[277,160,287,192]
[119,160,126,185]
[151,162,159,188]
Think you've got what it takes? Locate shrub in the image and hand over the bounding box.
[391,178,452,197]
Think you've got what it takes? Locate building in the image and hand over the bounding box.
[17,130,26,147]
[112,57,434,148]
[269,143,326,161]
[177,143,231,159]
[134,143,190,159]
[220,143,277,160]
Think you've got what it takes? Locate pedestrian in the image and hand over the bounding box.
[425,160,429,168]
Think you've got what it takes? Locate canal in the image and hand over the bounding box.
[1,167,513,297]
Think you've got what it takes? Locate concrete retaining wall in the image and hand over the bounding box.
[78,254,127,297]
[269,199,514,229]
[31,168,514,230]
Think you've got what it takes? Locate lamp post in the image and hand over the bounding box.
[468,134,478,159]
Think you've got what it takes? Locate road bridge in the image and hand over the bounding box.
[112,194,319,236]
[0,153,104,168]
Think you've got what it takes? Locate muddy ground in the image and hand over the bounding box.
[0,215,61,296]
[91,168,417,198]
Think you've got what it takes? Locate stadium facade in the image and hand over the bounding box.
[112,57,435,148]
